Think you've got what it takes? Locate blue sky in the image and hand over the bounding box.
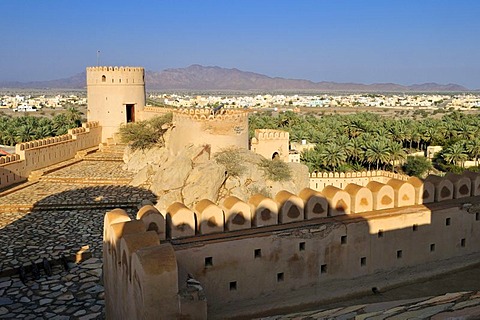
[1,0,480,88]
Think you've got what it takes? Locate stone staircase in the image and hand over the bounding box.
[84,143,126,162]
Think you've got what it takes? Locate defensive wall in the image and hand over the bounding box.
[166,108,249,155]
[103,170,480,319]
[0,122,101,189]
[309,170,410,190]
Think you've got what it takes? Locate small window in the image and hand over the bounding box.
[299,242,306,251]
[412,224,418,231]
[254,249,262,259]
[277,272,284,282]
[397,250,403,259]
[446,218,451,226]
[476,212,480,221]
[461,238,466,247]
[112,78,114,83]
[321,264,327,274]
[119,78,122,83]
[205,257,213,267]
[229,281,237,291]
[430,243,436,252]
[360,257,367,267]
[378,230,384,238]
[101,75,106,82]
[341,235,347,244]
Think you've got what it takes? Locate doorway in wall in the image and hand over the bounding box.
[126,104,135,122]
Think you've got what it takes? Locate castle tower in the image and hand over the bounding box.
[86,66,146,142]
[250,129,289,161]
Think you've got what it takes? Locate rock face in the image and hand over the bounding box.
[123,145,309,210]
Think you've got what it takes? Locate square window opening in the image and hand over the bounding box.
[205,257,213,267]
[397,250,403,259]
[299,242,306,251]
[430,243,436,252]
[321,264,327,274]
[378,230,384,238]
[277,272,284,282]
[254,249,262,259]
[360,257,367,267]
[341,235,347,244]
[461,238,466,247]
[229,281,237,291]
[446,218,451,226]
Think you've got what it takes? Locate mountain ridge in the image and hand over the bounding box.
[0,65,473,92]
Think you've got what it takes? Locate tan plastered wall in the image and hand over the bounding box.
[250,129,289,161]
[0,122,101,189]
[309,170,409,190]
[104,172,480,319]
[168,109,249,155]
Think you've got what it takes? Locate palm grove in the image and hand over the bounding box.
[0,107,83,146]
[249,110,480,177]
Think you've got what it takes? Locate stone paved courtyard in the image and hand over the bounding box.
[2,145,480,319]
[0,146,154,319]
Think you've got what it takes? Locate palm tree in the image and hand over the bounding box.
[443,142,468,167]
[388,141,407,172]
[364,139,390,170]
[318,142,347,173]
[466,138,480,166]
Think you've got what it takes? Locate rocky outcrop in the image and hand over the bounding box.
[123,146,309,210]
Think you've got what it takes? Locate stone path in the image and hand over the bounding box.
[260,291,480,319]
[0,144,153,319]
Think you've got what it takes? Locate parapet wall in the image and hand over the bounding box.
[0,122,101,189]
[168,108,250,155]
[310,170,410,190]
[104,171,480,319]
[86,66,144,86]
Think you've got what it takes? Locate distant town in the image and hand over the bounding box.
[1,92,480,114]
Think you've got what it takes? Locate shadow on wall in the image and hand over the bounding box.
[102,171,480,319]
[0,184,158,277]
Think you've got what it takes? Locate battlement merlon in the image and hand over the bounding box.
[86,66,145,85]
[253,129,289,140]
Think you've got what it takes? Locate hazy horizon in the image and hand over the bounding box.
[1,0,480,88]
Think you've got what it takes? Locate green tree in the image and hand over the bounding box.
[403,156,433,177]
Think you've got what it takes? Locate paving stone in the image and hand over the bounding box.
[0,298,12,306]
[388,303,454,320]
[452,298,480,310]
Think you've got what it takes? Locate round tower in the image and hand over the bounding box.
[169,108,249,155]
[86,66,146,142]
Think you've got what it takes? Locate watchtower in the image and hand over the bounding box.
[86,66,146,142]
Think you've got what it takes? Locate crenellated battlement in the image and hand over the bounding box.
[86,66,144,85]
[105,171,480,241]
[253,129,289,141]
[104,170,480,319]
[172,108,249,123]
[309,170,410,180]
[0,122,102,189]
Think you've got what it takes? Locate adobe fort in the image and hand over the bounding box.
[1,66,480,319]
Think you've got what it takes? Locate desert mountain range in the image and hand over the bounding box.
[0,64,471,92]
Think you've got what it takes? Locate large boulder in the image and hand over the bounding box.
[123,146,169,172]
[182,162,226,207]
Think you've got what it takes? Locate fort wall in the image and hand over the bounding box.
[309,170,410,190]
[0,122,101,189]
[167,108,249,155]
[250,129,290,161]
[104,171,480,319]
